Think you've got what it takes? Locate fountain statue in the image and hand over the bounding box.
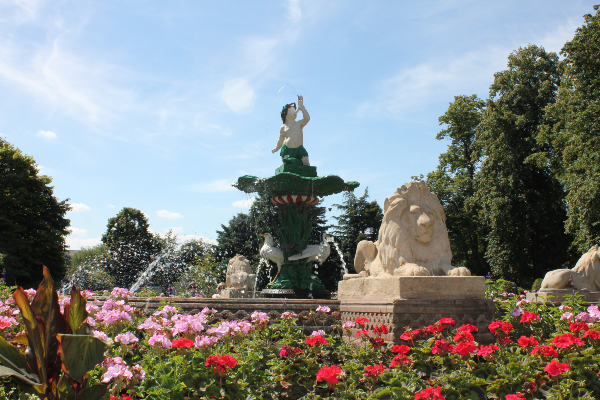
[234,95,359,298]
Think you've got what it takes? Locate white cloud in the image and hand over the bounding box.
[70,203,91,212]
[156,210,183,219]
[185,179,235,193]
[66,237,101,249]
[222,78,255,114]
[108,204,115,208]
[232,197,257,209]
[535,19,581,54]
[287,0,302,24]
[69,227,87,236]
[36,130,56,139]
[180,234,217,245]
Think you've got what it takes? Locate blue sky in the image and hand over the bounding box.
[1,0,596,249]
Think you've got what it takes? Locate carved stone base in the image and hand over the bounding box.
[340,298,495,345]
[526,288,600,304]
[338,276,487,300]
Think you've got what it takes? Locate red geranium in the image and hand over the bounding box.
[372,324,389,335]
[517,335,539,348]
[306,335,329,346]
[505,393,525,400]
[477,344,499,358]
[355,317,369,327]
[400,328,421,341]
[279,346,303,358]
[569,322,589,332]
[414,385,445,400]
[432,339,453,356]
[551,333,584,349]
[422,324,443,335]
[316,365,343,388]
[488,320,513,336]
[205,354,237,378]
[172,338,194,348]
[453,331,474,343]
[531,345,558,359]
[356,329,370,337]
[584,329,600,340]
[458,324,479,333]
[364,364,387,378]
[544,360,570,377]
[391,344,410,354]
[453,341,477,357]
[110,396,133,400]
[391,354,413,368]
[520,311,540,325]
[437,318,456,329]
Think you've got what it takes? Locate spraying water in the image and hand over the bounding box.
[330,238,348,276]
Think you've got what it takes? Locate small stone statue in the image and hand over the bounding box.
[225,255,256,291]
[272,95,311,166]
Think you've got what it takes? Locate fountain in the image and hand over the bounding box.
[234,95,359,299]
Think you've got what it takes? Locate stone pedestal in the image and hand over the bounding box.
[221,289,260,299]
[526,288,600,304]
[338,276,495,344]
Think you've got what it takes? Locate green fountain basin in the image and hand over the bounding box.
[234,172,359,198]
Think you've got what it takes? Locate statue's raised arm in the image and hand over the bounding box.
[272,95,310,166]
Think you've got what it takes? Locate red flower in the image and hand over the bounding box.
[356,329,370,337]
[306,335,329,346]
[498,337,513,345]
[279,346,303,357]
[453,331,474,343]
[110,396,133,400]
[316,365,343,387]
[355,317,369,327]
[505,393,525,400]
[458,324,479,333]
[422,324,442,335]
[205,355,237,377]
[372,324,389,335]
[452,342,477,356]
[364,363,387,378]
[414,385,445,400]
[391,344,410,354]
[544,360,570,377]
[584,329,600,340]
[171,338,194,348]
[400,328,421,341]
[477,344,499,358]
[432,339,453,355]
[488,320,513,336]
[520,311,540,325]
[551,333,584,349]
[370,337,385,348]
[517,335,539,348]
[569,322,589,332]
[531,345,558,359]
[437,318,456,328]
[391,354,413,368]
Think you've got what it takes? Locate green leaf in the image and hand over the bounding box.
[57,374,75,400]
[64,288,89,334]
[74,384,107,400]
[0,336,36,383]
[57,334,108,383]
[13,287,47,383]
[0,366,40,387]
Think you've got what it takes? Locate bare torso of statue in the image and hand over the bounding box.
[272,95,311,166]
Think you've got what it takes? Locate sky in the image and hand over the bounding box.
[1,0,596,250]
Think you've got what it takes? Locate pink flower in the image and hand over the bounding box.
[115,332,139,345]
[137,318,162,331]
[0,316,17,329]
[281,311,297,319]
[316,305,331,313]
[148,334,172,348]
[311,329,326,337]
[92,330,108,340]
[342,321,356,329]
[251,311,269,323]
[194,335,219,348]
[560,312,573,321]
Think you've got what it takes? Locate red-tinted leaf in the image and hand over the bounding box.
[64,287,88,334]
[13,287,46,382]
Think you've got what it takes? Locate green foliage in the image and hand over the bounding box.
[474,45,571,286]
[101,207,161,288]
[541,5,600,254]
[332,189,383,271]
[426,94,489,275]
[0,267,108,400]
[173,252,221,297]
[0,138,70,288]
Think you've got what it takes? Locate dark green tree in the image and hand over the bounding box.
[426,95,489,276]
[540,5,600,255]
[332,189,383,272]
[0,138,70,287]
[474,45,570,285]
[64,244,115,291]
[214,212,256,285]
[101,207,161,288]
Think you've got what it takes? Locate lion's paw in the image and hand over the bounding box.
[393,264,431,277]
[447,267,471,276]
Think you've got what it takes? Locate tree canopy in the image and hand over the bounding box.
[0,138,70,287]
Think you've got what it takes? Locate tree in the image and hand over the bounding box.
[541,5,600,254]
[332,189,383,271]
[101,207,161,288]
[426,95,489,276]
[474,45,570,285]
[64,244,115,291]
[0,138,70,287]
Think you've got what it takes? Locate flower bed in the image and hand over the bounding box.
[1,278,600,399]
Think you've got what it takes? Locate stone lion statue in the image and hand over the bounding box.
[353,181,470,278]
[540,245,600,291]
[225,255,256,291]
